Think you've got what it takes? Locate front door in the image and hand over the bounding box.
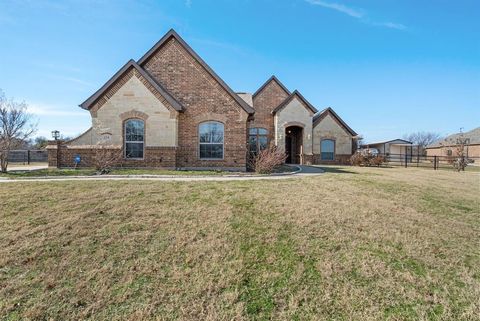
[285,126,303,164]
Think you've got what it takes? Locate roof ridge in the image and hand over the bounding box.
[271,90,318,115]
[253,75,291,98]
[137,29,254,114]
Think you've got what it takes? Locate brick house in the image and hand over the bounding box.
[47,29,357,171]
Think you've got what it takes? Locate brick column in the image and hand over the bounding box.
[46,140,63,168]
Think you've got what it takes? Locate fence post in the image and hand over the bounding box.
[27,150,30,165]
[434,156,437,170]
[405,153,408,168]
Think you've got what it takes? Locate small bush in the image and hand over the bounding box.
[249,146,287,174]
[351,150,385,167]
[93,145,122,174]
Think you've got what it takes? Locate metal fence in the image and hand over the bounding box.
[6,150,48,164]
[379,153,479,170]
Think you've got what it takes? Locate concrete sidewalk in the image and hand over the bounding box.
[0,166,324,183]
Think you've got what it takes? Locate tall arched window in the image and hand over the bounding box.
[124,119,144,159]
[321,139,335,160]
[199,121,224,159]
[248,128,268,154]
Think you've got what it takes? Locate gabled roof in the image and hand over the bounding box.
[253,75,291,98]
[80,59,184,112]
[362,139,413,146]
[137,29,254,115]
[313,107,358,136]
[427,127,480,148]
[271,90,318,115]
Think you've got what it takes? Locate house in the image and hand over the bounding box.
[426,127,480,158]
[361,139,414,161]
[47,29,357,171]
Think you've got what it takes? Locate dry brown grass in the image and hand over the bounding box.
[0,167,479,320]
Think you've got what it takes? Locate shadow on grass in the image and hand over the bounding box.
[319,166,358,174]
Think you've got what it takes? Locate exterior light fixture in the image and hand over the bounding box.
[51,130,60,141]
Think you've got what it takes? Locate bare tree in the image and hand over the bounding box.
[403,131,442,155]
[0,90,37,172]
[440,131,470,172]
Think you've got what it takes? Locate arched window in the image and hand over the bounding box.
[248,128,268,154]
[321,139,335,160]
[199,121,224,159]
[124,119,144,159]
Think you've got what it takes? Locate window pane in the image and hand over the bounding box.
[200,143,223,159]
[211,124,223,143]
[199,124,211,143]
[126,119,144,142]
[125,143,144,158]
[321,140,334,153]
[210,144,223,158]
[199,122,224,143]
[321,140,335,161]
[258,136,268,150]
[258,128,268,135]
[249,128,257,135]
[248,136,257,152]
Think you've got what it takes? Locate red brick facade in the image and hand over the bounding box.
[141,37,249,170]
[48,141,177,169]
[48,29,357,170]
[250,77,290,143]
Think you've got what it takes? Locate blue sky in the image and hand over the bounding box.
[0,0,479,142]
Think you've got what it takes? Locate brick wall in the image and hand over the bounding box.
[312,154,351,165]
[49,143,177,169]
[142,37,249,170]
[251,79,289,142]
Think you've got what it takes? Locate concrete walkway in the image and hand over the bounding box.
[0,165,324,183]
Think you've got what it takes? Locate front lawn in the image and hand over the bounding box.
[0,167,478,320]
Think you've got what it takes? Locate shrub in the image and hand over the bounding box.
[351,150,385,167]
[249,146,287,174]
[93,145,122,174]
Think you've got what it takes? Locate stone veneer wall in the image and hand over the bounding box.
[312,113,353,164]
[274,96,314,157]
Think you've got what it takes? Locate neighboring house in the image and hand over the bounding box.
[361,139,414,162]
[47,29,357,171]
[426,127,480,158]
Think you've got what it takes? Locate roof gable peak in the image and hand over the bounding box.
[313,107,357,136]
[137,29,254,114]
[79,59,184,112]
[253,75,291,98]
[271,90,318,115]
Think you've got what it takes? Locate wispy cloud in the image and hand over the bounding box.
[27,102,88,117]
[305,0,406,30]
[305,0,364,18]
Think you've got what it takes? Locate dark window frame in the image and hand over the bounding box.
[199,121,224,160]
[248,127,269,154]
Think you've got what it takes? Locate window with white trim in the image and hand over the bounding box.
[124,119,144,159]
[199,121,224,159]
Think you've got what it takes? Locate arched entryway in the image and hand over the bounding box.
[285,125,303,164]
